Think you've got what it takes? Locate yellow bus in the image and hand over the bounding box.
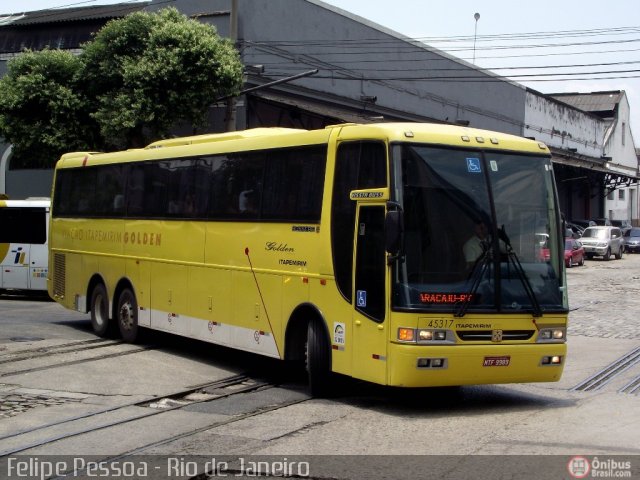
[48,123,567,394]
[1,198,50,293]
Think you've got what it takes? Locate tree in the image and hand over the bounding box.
[81,7,243,149]
[0,7,244,167]
[0,49,95,169]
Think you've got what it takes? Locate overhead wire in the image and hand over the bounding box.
[241,21,640,83]
[240,24,640,144]
[4,2,637,141]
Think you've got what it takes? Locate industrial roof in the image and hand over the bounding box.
[0,3,150,27]
[549,91,623,116]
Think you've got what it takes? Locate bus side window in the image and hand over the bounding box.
[127,166,145,217]
[0,207,46,244]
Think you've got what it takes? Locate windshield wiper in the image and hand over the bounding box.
[498,225,543,317]
[456,226,544,317]
[455,243,491,318]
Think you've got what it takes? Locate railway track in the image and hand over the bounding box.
[0,338,121,364]
[0,339,155,378]
[1,371,310,470]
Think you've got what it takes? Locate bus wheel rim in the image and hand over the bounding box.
[119,302,133,330]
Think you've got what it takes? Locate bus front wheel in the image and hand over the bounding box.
[117,288,139,343]
[306,319,331,397]
[90,284,113,337]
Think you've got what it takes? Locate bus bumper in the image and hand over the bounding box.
[387,343,566,387]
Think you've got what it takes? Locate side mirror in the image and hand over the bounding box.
[385,201,404,263]
[385,210,403,254]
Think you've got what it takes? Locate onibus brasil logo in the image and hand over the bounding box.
[568,457,591,479]
[568,456,632,478]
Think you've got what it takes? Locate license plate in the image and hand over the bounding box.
[483,356,510,367]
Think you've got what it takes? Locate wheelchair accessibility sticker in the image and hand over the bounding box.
[357,290,367,307]
[466,157,482,173]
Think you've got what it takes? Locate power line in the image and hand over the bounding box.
[250,47,640,67]
[258,60,640,74]
[244,25,640,47]
[245,37,640,56]
[265,71,640,83]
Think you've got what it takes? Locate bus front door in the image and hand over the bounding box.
[352,205,388,385]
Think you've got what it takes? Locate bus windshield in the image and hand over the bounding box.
[391,144,565,315]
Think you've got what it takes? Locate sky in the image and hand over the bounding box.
[4,0,640,142]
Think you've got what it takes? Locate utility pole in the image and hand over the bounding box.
[225,0,239,131]
[473,12,480,65]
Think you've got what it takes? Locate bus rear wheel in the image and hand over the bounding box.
[306,319,331,397]
[90,283,114,337]
[117,288,139,343]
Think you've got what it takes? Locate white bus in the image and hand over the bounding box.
[0,198,50,292]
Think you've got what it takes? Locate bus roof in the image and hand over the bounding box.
[145,127,307,148]
[57,122,549,168]
[334,122,549,154]
[0,198,51,208]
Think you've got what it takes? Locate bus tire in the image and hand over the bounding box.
[90,283,114,337]
[306,319,331,397]
[117,288,139,343]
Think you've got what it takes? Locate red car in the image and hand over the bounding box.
[565,238,585,267]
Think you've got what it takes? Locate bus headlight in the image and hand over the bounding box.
[537,327,566,343]
[398,328,452,343]
[418,330,433,341]
[417,329,449,342]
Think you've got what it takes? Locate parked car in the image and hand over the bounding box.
[591,217,611,226]
[623,227,640,253]
[564,238,585,267]
[579,226,624,260]
[611,220,632,235]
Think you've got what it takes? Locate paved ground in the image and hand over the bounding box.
[0,251,638,478]
[566,251,640,340]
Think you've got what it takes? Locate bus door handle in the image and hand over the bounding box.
[355,320,362,326]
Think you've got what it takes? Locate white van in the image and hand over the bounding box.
[0,198,50,292]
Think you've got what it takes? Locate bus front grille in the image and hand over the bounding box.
[456,330,535,341]
[53,253,66,298]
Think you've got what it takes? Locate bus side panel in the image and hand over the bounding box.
[1,243,30,290]
[126,220,204,333]
[309,278,353,378]
[187,266,232,341]
[150,262,189,334]
[29,243,48,291]
[231,270,282,357]
[65,252,87,311]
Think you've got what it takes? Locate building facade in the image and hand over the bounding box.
[1,0,638,224]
